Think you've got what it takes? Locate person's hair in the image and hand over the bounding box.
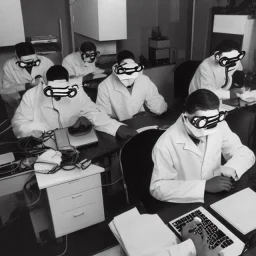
[15,42,35,58]
[184,89,220,114]
[214,40,240,54]
[46,65,69,82]
[117,50,135,65]
[80,41,96,53]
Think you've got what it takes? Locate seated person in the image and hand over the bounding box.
[150,89,255,203]
[11,65,138,139]
[189,40,245,100]
[96,50,168,121]
[62,41,104,80]
[1,42,53,118]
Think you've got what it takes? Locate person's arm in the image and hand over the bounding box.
[144,77,168,115]
[96,82,115,117]
[150,143,206,203]
[62,57,75,77]
[221,121,255,179]
[1,65,27,95]
[79,90,123,136]
[197,66,231,100]
[11,90,49,138]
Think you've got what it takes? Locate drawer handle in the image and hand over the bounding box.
[74,212,84,217]
[69,179,80,184]
[72,194,82,199]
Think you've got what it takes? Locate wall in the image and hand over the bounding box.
[20,0,72,57]
[158,0,192,64]
[117,0,158,61]
[192,0,228,60]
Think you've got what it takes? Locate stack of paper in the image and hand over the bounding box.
[109,208,180,256]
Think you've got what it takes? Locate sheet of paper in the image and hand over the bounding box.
[211,188,256,234]
[112,210,178,256]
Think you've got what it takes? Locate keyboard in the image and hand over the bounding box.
[169,207,244,256]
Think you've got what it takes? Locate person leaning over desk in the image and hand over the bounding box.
[62,41,105,81]
[96,50,168,121]
[150,89,255,203]
[11,65,137,139]
[1,42,53,118]
[189,40,246,100]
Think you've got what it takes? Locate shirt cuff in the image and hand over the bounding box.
[184,239,197,255]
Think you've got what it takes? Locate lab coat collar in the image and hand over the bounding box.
[112,74,132,98]
[174,116,204,158]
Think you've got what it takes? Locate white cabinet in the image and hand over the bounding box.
[0,0,25,46]
[71,0,127,41]
[35,165,105,239]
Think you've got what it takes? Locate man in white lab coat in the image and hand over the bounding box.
[150,89,255,203]
[11,65,138,139]
[62,41,105,80]
[1,42,53,118]
[189,40,246,100]
[96,50,168,121]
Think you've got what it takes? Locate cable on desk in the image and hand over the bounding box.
[0,125,12,136]
[0,118,9,128]
[56,235,68,256]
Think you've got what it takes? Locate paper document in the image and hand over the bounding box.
[211,188,256,235]
[136,126,158,133]
[109,208,179,256]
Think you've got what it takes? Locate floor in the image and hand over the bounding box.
[0,190,128,256]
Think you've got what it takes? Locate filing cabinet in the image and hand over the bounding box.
[35,165,105,239]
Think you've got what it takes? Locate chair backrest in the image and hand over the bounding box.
[174,60,201,99]
[119,129,166,213]
[225,107,256,150]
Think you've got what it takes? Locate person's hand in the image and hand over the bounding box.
[116,125,138,139]
[72,116,92,129]
[30,130,43,138]
[230,87,245,98]
[205,176,233,193]
[93,67,105,75]
[182,222,209,256]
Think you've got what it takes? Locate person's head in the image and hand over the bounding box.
[44,65,77,100]
[79,41,99,63]
[114,50,143,87]
[182,89,227,138]
[15,42,40,68]
[214,40,245,73]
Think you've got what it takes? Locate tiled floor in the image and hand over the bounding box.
[0,191,127,256]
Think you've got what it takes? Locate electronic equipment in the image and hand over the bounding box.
[66,127,98,148]
[169,207,244,256]
[54,129,73,152]
[0,152,15,166]
[149,47,170,66]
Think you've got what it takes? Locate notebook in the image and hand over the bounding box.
[211,188,256,235]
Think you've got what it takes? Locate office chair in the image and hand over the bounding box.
[225,107,255,150]
[174,60,201,100]
[119,129,169,214]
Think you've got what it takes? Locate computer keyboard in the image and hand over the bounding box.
[169,207,245,256]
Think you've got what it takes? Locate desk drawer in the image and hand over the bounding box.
[49,187,103,214]
[47,174,101,200]
[52,202,105,238]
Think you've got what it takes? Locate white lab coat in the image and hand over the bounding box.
[11,83,123,138]
[150,116,255,203]
[1,55,53,117]
[189,55,243,100]
[96,73,168,121]
[62,51,97,77]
